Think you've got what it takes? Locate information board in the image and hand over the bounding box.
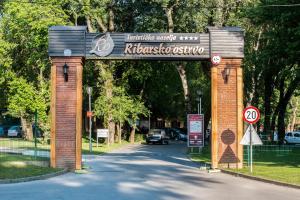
[187,114,204,147]
[97,129,109,138]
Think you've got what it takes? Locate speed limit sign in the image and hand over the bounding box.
[243,106,260,124]
[211,55,222,65]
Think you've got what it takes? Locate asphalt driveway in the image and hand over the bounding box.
[0,141,299,200]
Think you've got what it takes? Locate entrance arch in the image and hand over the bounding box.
[48,26,244,170]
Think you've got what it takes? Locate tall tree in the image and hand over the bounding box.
[0,0,68,139]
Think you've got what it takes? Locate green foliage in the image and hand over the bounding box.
[0,0,299,143]
[94,86,148,127]
[0,0,69,137]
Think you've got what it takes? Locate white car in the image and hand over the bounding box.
[284,132,300,144]
[7,126,22,137]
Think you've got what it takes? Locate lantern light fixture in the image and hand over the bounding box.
[63,62,69,82]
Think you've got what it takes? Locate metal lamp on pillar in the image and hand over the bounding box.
[224,67,231,83]
[63,63,69,82]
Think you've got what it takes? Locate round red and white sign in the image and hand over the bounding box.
[211,55,222,65]
[243,106,260,124]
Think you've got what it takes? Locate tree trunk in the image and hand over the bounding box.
[277,75,300,142]
[290,98,298,132]
[21,116,33,140]
[176,63,191,114]
[277,102,288,143]
[130,126,136,144]
[263,75,273,136]
[163,3,191,117]
[86,16,95,33]
[98,61,115,144]
[165,7,174,33]
[270,108,279,138]
[108,7,115,32]
[117,122,122,144]
[214,0,224,26]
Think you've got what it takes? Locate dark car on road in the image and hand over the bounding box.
[166,128,187,141]
[146,129,170,144]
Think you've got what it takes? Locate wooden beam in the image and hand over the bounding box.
[75,63,83,170]
[236,65,244,168]
[211,66,218,169]
[50,64,57,168]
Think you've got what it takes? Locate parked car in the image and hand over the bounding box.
[32,124,43,138]
[284,132,300,144]
[146,129,169,144]
[169,128,187,141]
[0,127,4,137]
[7,126,22,137]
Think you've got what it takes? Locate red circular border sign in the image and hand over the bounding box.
[243,106,260,124]
[211,55,222,65]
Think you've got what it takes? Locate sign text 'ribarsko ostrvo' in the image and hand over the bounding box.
[124,33,205,56]
[48,26,244,60]
[86,33,209,60]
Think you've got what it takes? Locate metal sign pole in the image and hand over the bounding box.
[250,124,253,173]
[34,109,38,158]
[97,135,98,148]
[200,97,202,114]
[88,87,92,152]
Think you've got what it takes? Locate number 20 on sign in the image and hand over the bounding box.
[243,106,260,124]
[242,105,260,173]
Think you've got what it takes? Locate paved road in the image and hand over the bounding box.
[0,142,299,200]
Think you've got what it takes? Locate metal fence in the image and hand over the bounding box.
[243,144,299,166]
[0,137,50,161]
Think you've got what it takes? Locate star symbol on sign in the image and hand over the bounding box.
[179,36,184,40]
[184,36,188,40]
[194,37,198,40]
[189,36,194,40]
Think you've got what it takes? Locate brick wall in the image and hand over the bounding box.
[212,59,243,168]
[51,57,83,170]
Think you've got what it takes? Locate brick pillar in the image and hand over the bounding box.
[211,59,243,169]
[50,57,83,170]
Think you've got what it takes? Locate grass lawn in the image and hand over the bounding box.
[0,137,134,179]
[81,137,132,155]
[188,145,211,163]
[0,138,50,151]
[0,137,135,155]
[0,154,59,180]
[190,145,300,186]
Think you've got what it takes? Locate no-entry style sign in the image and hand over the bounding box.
[243,106,260,124]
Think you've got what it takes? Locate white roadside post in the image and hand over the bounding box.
[241,106,262,173]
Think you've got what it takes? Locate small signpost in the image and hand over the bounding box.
[96,129,109,147]
[187,114,204,153]
[241,106,262,173]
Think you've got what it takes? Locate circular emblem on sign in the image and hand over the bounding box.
[243,106,260,124]
[90,33,114,57]
[211,55,221,65]
[221,129,235,145]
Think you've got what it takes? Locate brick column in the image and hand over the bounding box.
[211,59,243,169]
[50,57,83,170]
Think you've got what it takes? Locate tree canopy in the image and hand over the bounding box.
[0,0,299,143]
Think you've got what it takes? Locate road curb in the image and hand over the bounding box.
[0,168,68,184]
[221,169,300,189]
